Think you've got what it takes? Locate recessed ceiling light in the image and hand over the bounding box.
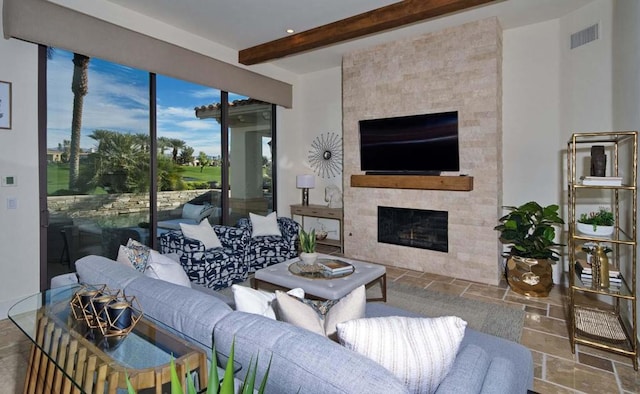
[286,29,295,34]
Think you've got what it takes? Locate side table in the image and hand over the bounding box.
[290,204,343,254]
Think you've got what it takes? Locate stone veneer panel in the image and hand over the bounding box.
[342,18,503,285]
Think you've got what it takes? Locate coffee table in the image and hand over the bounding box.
[8,285,211,394]
[253,254,387,301]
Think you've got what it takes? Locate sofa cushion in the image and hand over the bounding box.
[433,344,490,393]
[337,315,466,394]
[275,285,365,340]
[231,285,304,320]
[480,357,517,394]
[249,211,282,237]
[144,250,191,288]
[124,276,233,351]
[75,255,143,290]
[180,220,222,249]
[364,302,534,394]
[213,311,409,394]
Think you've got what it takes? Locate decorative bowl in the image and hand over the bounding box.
[577,222,614,237]
[315,230,328,240]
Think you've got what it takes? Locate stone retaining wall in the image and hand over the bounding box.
[48,190,219,218]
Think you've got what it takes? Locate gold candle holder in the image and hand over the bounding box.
[70,285,142,338]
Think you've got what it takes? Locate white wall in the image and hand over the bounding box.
[611,0,640,340]
[503,19,562,208]
[502,0,614,283]
[276,67,342,236]
[0,0,41,317]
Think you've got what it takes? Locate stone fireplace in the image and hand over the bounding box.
[378,207,448,253]
[342,18,503,285]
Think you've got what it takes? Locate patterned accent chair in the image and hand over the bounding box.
[158,225,249,290]
[237,216,300,273]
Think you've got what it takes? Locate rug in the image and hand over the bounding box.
[218,278,525,342]
[385,281,525,343]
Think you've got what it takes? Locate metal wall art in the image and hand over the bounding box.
[308,132,342,178]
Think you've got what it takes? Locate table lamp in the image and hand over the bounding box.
[296,175,315,206]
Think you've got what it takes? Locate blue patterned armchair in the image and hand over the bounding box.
[158,225,249,290]
[237,216,300,272]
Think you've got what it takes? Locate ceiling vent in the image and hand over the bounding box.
[571,23,599,49]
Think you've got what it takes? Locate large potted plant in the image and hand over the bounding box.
[494,201,564,297]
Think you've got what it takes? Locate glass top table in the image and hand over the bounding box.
[8,284,210,393]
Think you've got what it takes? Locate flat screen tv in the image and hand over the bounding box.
[359,111,459,175]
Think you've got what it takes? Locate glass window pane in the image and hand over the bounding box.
[47,49,150,279]
[156,76,222,229]
[227,94,274,223]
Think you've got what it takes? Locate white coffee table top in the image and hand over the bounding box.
[254,254,386,300]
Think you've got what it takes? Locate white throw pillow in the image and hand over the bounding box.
[144,250,192,288]
[116,245,135,268]
[337,315,467,394]
[232,285,305,320]
[182,203,214,222]
[275,285,365,340]
[180,220,222,250]
[114,239,151,272]
[249,212,282,237]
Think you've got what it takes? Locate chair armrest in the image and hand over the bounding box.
[159,230,206,255]
[213,225,249,253]
[277,217,300,243]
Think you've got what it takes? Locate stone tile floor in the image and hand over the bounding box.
[0,266,638,393]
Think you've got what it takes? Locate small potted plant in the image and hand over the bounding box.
[299,228,318,265]
[494,201,564,297]
[577,207,614,236]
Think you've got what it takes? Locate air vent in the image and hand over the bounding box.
[571,23,599,49]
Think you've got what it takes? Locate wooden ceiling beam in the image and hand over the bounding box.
[239,0,497,65]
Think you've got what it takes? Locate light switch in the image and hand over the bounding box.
[2,176,17,186]
[7,198,17,209]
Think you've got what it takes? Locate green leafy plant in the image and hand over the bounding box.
[126,339,271,394]
[578,207,614,230]
[299,228,316,253]
[494,201,565,261]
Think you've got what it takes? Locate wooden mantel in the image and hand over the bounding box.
[350,175,473,191]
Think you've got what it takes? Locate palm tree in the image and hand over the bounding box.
[168,138,185,163]
[68,53,90,191]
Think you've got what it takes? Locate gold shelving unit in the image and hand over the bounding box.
[567,131,638,370]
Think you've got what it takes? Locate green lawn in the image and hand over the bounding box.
[47,163,223,195]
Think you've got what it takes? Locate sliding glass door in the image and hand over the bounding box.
[46,49,151,283]
[42,49,277,287]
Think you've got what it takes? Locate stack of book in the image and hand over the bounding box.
[575,260,622,286]
[318,259,354,276]
[580,176,623,186]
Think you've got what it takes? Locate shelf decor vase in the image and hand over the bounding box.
[577,223,614,237]
[595,246,610,289]
[299,252,318,266]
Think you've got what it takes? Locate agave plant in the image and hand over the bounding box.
[126,339,271,394]
[299,228,317,253]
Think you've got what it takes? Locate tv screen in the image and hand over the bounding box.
[359,111,459,175]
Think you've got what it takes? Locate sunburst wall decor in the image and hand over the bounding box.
[308,132,342,178]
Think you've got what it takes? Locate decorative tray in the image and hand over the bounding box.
[575,307,627,343]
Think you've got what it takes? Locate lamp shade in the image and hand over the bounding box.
[296,174,315,189]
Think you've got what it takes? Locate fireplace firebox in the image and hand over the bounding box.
[378,206,448,252]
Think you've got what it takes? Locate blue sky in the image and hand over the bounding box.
[47,49,248,157]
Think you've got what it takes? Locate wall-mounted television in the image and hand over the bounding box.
[359,111,459,175]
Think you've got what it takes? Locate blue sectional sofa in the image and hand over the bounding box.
[76,255,534,394]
